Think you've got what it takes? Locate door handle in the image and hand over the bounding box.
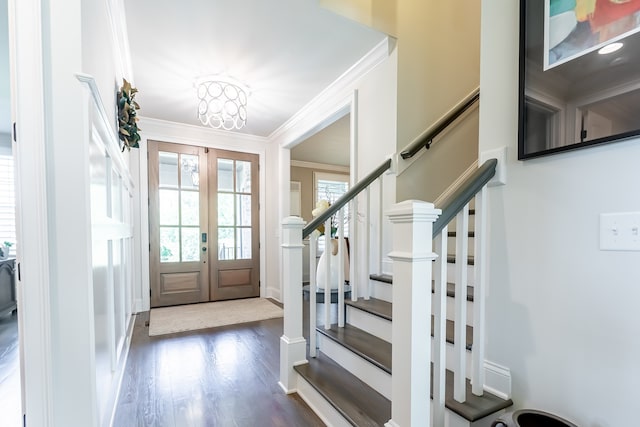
[202,232,207,243]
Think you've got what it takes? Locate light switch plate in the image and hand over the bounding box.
[600,212,640,251]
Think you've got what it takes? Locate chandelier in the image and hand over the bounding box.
[196,77,248,130]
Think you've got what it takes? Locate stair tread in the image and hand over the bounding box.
[345,297,392,321]
[447,254,475,265]
[297,351,511,425]
[432,281,475,302]
[317,324,392,373]
[294,353,391,427]
[433,365,514,421]
[369,273,393,284]
[318,318,471,376]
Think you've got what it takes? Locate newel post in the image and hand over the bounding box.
[386,201,440,427]
[279,216,307,393]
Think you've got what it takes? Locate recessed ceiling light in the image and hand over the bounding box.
[598,42,623,55]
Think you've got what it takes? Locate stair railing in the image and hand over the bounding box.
[304,159,392,356]
[387,158,497,426]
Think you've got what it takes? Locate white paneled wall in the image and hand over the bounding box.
[80,75,135,426]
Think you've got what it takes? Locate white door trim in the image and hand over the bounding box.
[8,0,54,424]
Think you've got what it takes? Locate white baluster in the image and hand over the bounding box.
[454,205,469,402]
[349,198,357,302]
[309,231,318,358]
[433,226,448,426]
[365,186,371,300]
[338,208,345,328]
[472,187,487,395]
[378,174,384,276]
[324,217,332,330]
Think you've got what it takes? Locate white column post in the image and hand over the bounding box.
[385,201,440,427]
[279,216,307,393]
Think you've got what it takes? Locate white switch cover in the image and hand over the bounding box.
[600,212,640,251]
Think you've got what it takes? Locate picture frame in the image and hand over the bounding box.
[518,0,640,160]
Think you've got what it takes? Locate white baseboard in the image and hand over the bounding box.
[483,360,512,400]
[133,298,143,314]
[265,286,282,302]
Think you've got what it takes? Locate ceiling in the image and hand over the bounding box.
[123,0,386,137]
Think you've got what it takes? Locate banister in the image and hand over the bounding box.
[433,158,496,237]
[400,87,480,160]
[302,158,392,238]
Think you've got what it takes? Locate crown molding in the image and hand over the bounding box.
[290,160,349,173]
[269,37,391,147]
[139,116,270,146]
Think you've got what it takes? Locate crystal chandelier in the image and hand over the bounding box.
[196,77,248,130]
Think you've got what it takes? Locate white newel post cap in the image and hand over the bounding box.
[386,200,441,223]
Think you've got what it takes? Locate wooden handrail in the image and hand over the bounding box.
[400,88,480,160]
[302,158,392,238]
[433,158,497,237]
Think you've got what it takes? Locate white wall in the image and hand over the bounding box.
[274,38,397,296]
[480,2,640,425]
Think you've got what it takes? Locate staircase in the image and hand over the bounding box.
[292,204,512,427]
[280,92,513,426]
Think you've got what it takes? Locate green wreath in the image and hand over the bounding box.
[117,78,141,151]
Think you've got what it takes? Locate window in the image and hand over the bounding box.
[313,172,349,252]
[0,155,16,256]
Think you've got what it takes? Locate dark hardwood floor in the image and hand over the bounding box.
[113,307,325,427]
[0,312,21,427]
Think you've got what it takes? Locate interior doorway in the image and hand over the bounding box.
[148,140,260,308]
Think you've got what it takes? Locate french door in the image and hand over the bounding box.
[148,141,259,307]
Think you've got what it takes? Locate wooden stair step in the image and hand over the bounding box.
[294,353,391,427]
[306,330,508,423]
[433,316,473,351]
[431,364,514,422]
[432,281,475,302]
[369,273,393,284]
[447,254,475,265]
[345,297,392,321]
[317,324,392,373]
[447,231,475,238]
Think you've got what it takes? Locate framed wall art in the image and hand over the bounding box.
[518,0,640,159]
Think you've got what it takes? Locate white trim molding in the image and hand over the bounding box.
[291,160,350,173]
[483,360,512,400]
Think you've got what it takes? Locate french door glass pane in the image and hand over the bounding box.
[237,228,251,259]
[218,227,234,260]
[236,194,251,226]
[159,189,179,225]
[159,152,178,188]
[236,160,251,193]
[218,159,234,192]
[160,227,180,263]
[218,193,234,226]
[181,191,199,226]
[181,227,200,262]
[181,154,199,189]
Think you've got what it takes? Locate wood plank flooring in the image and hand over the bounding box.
[113,309,324,427]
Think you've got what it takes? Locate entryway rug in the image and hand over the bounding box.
[148,298,283,336]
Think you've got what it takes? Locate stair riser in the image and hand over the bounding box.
[431,338,472,375]
[295,376,354,427]
[345,305,392,343]
[369,279,393,302]
[447,263,475,285]
[447,236,475,256]
[432,296,474,326]
[316,333,392,399]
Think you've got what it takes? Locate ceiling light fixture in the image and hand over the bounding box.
[598,42,623,55]
[196,76,248,130]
